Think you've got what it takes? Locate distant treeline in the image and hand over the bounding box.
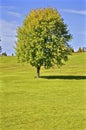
[77,47,86,52]
[0,52,7,56]
[70,47,86,53]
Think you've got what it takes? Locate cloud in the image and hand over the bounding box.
[0,19,17,36]
[61,9,86,15]
[0,19,19,55]
[0,5,21,18]
[7,11,21,18]
[0,5,14,9]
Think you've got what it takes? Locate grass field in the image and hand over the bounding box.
[0,53,86,130]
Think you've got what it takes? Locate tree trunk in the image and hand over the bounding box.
[37,66,40,78]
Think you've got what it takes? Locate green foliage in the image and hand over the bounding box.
[69,47,74,52]
[15,8,72,76]
[0,37,2,53]
[0,46,2,53]
[0,53,86,130]
[77,47,86,52]
[2,52,7,56]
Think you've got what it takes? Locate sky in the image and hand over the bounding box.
[0,0,86,55]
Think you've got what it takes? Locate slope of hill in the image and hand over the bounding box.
[0,53,86,130]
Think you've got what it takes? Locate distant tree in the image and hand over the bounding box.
[0,38,2,54]
[77,47,82,52]
[82,47,86,52]
[69,47,74,52]
[2,52,7,56]
[0,46,2,54]
[77,47,86,52]
[12,53,14,56]
[15,8,72,78]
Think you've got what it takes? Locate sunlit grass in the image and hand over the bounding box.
[0,53,86,130]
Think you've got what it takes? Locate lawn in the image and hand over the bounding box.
[0,53,86,130]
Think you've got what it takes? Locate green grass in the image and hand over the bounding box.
[0,53,86,130]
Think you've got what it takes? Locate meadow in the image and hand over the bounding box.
[0,53,86,130]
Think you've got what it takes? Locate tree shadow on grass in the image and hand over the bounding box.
[40,75,86,80]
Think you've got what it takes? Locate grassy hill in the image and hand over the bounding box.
[0,53,86,130]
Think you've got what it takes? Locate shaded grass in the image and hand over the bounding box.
[0,53,86,130]
[41,75,86,80]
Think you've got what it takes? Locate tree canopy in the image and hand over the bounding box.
[15,8,72,77]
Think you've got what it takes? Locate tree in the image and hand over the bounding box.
[2,52,7,56]
[70,47,74,52]
[15,8,72,78]
[77,47,82,52]
[0,46,2,54]
[12,53,14,56]
[0,38,2,54]
[77,47,86,52]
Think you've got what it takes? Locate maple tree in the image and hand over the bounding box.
[15,8,72,77]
